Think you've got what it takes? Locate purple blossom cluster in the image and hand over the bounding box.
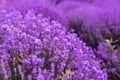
[52,0,120,79]
[1,0,68,26]
[96,40,120,80]
[57,0,120,47]
[0,9,107,80]
[0,0,120,80]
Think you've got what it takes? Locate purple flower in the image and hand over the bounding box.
[58,0,120,47]
[97,40,120,80]
[0,8,107,80]
[2,0,68,26]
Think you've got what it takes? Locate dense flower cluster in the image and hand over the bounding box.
[96,40,120,80]
[93,0,120,9]
[54,0,120,79]
[0,9,107,80]
[0,0,120,80]
[57,0,120,47]
[1,0,68,26]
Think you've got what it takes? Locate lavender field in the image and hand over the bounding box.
[0,0,120,80]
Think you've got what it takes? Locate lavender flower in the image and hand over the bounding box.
[0,9,107,80]
[59,2,120,47]
[96,39,120,80]
[1,0,68,26]
[93,0,120,10]
[57,0,91,14]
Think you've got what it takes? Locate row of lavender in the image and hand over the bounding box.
[0,0,119,80]
[54,0,120,79]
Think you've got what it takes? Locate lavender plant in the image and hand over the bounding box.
[57,1,120,79]
[1,0,68,26]
[96,39,120,80]
[58,1,120,47]
[0,9,107,80]
[57,0,91,14]
[93,0,120,9]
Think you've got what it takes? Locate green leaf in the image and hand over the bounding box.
[17,54,24,63]
[17,57,22,63]
[61,72,64,80]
